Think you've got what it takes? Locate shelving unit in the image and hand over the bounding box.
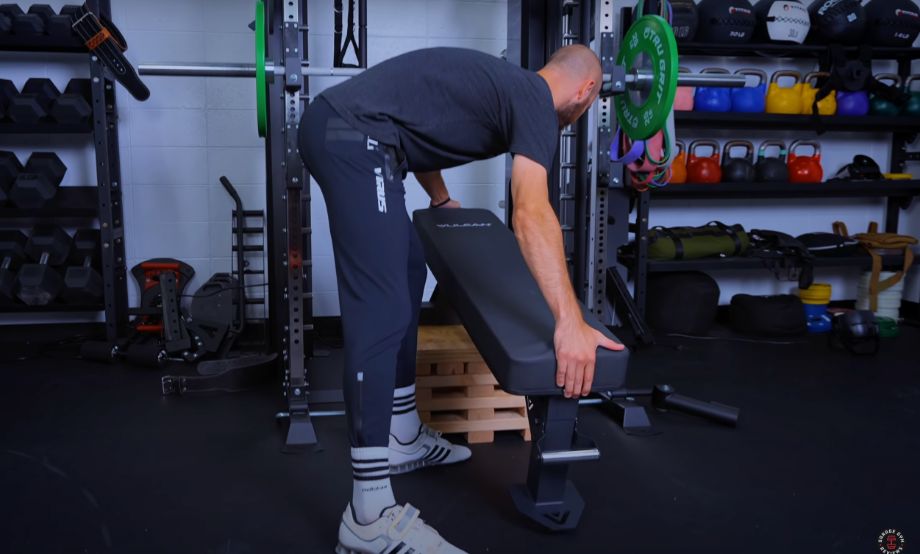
[618,9,920,316]
[0,0,128,341]
[674,112,920,132]
[651,180,920,199]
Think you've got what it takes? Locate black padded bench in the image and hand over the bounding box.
[413,208,630,531]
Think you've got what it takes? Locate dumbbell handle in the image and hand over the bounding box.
[1,257,10,270]
[39,251,49,265]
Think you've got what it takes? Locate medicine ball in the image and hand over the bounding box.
[670,0,699,42]
[865,0,920,46]
[755,0,811,43]
[808,0,866,45]
[696,0,756,43]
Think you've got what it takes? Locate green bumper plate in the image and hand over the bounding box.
[614,15,678,140]
[255,0,267,138]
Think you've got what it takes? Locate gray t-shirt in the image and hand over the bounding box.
[319,47,559,173]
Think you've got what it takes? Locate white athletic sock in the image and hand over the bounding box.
[351,446,396,525]
[390,384,423,444]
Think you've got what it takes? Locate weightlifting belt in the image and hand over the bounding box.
[71,4,150,101]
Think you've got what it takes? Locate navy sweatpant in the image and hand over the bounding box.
[299,98,427,448]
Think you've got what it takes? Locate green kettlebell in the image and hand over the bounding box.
[870,74,902,116]
[904,75,920,116]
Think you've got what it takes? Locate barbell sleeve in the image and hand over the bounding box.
[601,70,749,96]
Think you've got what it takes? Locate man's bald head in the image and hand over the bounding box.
[538,45,603,127]
[544,44,603,86]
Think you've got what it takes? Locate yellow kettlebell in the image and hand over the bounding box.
[800,72,837,115]
[766,70,803,115]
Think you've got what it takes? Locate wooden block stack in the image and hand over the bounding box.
[416,325,530,444]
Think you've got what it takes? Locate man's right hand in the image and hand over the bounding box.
[554,317,624,398]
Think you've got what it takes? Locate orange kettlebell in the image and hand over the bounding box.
[671,141,688,184]
[787,141,823,183]
[686,140,721,184]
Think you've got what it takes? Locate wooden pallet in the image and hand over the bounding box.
[416,326,530,444]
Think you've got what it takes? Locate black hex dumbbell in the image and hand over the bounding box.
[51,79,91,124]
[45,4,77,37]
[9,152,66,209]
[12,4,54,36]
[15,224,72,306]
[0,150,23,206]
[0,4,24,35]
[0,79,17,120]
[62,228,103,304]
[0,230,27,305]
[8,78,61,124]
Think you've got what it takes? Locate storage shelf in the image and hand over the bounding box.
[625,253,915,273]
[0,119,93,134]
[652,180,920,199]
[677,42,920,60]
[675,111,920,133]
[0,34,86,53]
[0,303,103,313]
[0,187,99,220]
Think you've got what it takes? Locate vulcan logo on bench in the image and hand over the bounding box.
[435,223,492,229]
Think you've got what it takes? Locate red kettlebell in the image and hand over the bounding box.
[787,140,823,183]
[686,140,722,184]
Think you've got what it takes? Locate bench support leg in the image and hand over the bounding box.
[510,396,592,531]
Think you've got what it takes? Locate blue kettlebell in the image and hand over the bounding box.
[731,68,767,113]
[694,67,732,112]
[837,89,870,116]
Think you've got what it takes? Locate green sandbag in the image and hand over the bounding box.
[649,222,749,260]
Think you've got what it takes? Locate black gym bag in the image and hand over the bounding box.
[730,294,807,337]
[646,272,720,335]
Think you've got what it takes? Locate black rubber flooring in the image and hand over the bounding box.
[1,327,918,553]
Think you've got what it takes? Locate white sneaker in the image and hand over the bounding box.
[389,425,472,475]
[336,503,467,554]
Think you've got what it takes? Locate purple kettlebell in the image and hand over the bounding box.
[837,90,869,116]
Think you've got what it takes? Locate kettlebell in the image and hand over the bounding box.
[904,75,920,115]
[766,70,803,114]
[686,140,722,184]
[694,68,732,113]
[731,69,767,113]
[869,74,902,116]
[675,67,695,111]
[671,141,688,184]
[800,72,837,115]
[721,141,756,183]
[837,89,869,116]
[787,141,823,183]
[754,140,789,182]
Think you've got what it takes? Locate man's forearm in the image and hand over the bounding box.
[415,171,450,205]
[512,203,582,325]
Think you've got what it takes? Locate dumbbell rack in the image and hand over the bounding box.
[0,0,128,341]
[618,9,920,315]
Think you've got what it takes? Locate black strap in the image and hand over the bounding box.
[655,227,684,259]
[708,221,744,256]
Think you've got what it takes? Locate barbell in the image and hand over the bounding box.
[138,8,746,141]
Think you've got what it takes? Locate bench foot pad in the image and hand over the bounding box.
[509,480,584,532]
